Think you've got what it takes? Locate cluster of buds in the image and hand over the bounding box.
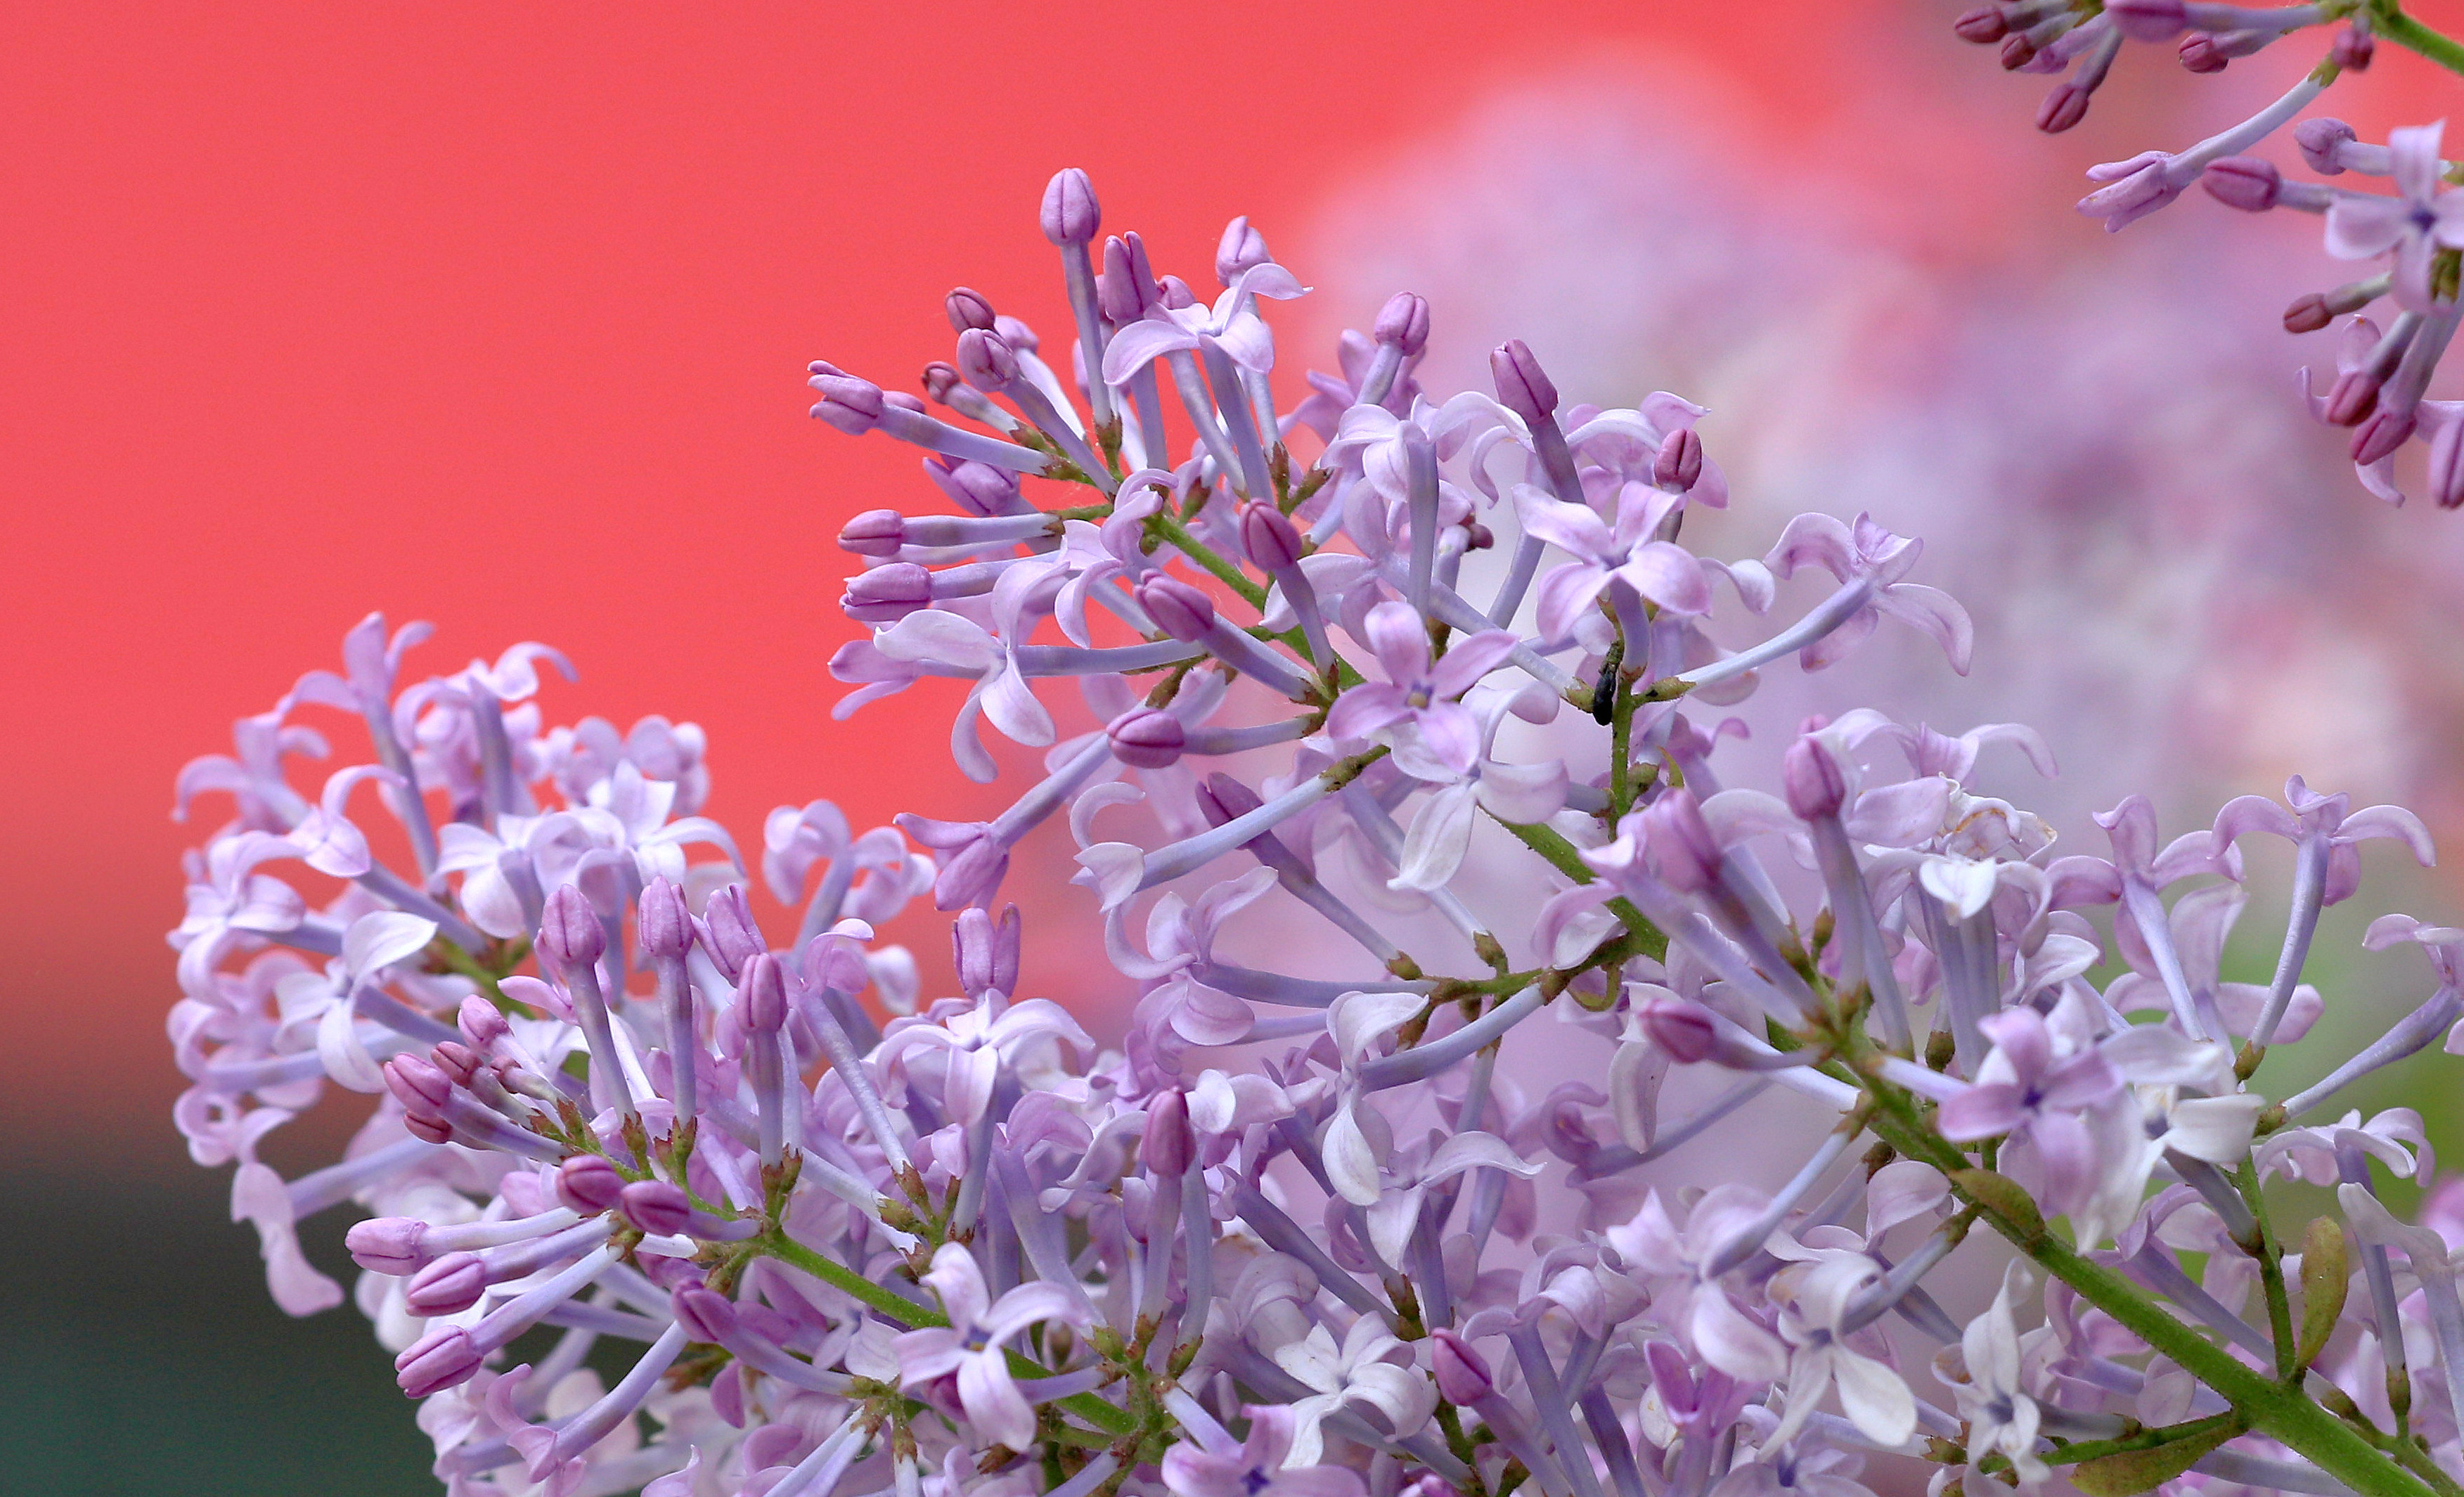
[1952,1,2464,504]
[170,167,2464,1497]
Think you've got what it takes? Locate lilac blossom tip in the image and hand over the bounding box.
[2335,26,2375,70]
[671,1285,736,1344]
[740,953,787,1032]
[1239,501,1305,573]
[1215,216,1272,286]
[1142,1088,1194,1175]
[2001,32,2038,69]
[394,1327,482,1398]
[537,883,607,973]
[457,994,510,1048]
[1431,1329,1495,1403]
[1136,574,1217,642]
[1639,789,1722,894]
[1639,996,1721,1064]
[345,1217,427,1275]
[1952,6,2007,42]
[2295,118,2357,174]
[2178,32,2229,71]
[1655,427,1704,491]
[619,1180,694,1238]
[2326,368,2384,426]
[945,286,997,333]
[2202,156,2283,212]
[1489,339,1559,423]
[557,1154,625,1215]
[1107,707,1185,769]
[920,363,965,404]
[956,327,1021,392]
[1039,168,1099,245]
[2285,293,2337,333]
[405,1252,486,1316]
[1782,736,1848,819]
[2037,84,2093,136]
[638,875,693,959]
[808,368,886,434]
[1374,290,1432,354]
[699,884,764,980]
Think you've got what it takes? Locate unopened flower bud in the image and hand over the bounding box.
[1159,275,1198,310]
[955,328,1021,392]
[2001,32,2037,68]
[2202,157,2281,212]
[1101,233,1159,323]
[2296,117,2358,175]
[808,365,886,435]
[1137,574,1217,642]
[1490,339,1559,423]
[2353,407,2417,465]
[2105,0,2186,41]
[432,1040,482,1088]
[1654,428,1703,491]
[921,363,965,405]
[1142,1088,1194,1176]
[1040,168,1100,246]
[1431,1329,1495,1403]
[2178,32,2227,71]
[1639,998,1720,1064]
[1373,291,1431,354]
[1782,738,1848,820]
[926,458,1019,518]
[619,1179,694,1238]
[945,286,997,333]
[1240,501,1305,572]
[2326,368,2382,426]
[537,884,607,976]
[740,953,787,1034]
[347,1217,430,1275]
[458,995,510,1050]
[384,1053,452,1113]
[405,1252,488,1316]
[2284,294,2336,334]
[638,876,694,960]
[697,885,764,982]
[1108,707,1187,769]
[837,510,905,559]
[2435,418,2464,509]
[1196,772,1265,828]
[557,1154,625,1215]
[1640,790,1722,894]
[1952,6,2007,42]
[1215,216,1272,286]
[953,906,1003,998]
[395,1326,482,1397]
[2037,82,2091,135]
[2334,26,2374,71]
[671,1285,739,1344]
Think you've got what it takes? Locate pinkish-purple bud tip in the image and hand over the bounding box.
[458,994,510,1050]
[405,1252,488,1316]
[672,1285,739,1344]
[1159,274,1198,311]
[1374,291,1431,354]
[1040,168,1100,246]
[927,458,1021,518]
[945,286,997,333]
[638,876,693,961]
[1240,501,1305,573]
[1100,233,1159,323]
[1782,738,1847,820]
[557,1153,626,1215]
[2353,408,2417,466]
[1142,1088,1194,1176]
[2201,157,2282,212]
[1431,1330,1495,1403]
[2178,32,2228,71]
[955,328,1020,392]
[992,904,1021,998]
[383,1053,452,1113]
[1489,340,1558,424]
[1641,790,1722,894]
[921,363,966,405]
[619,1179,694,1238]
[2105,0,2186,42]
[808,368,886,435]
[740,953,787,1033]
[2000,32,2037,68]
[432,1039,482,1088]
[2036,83,2091,135]
[346,1217,429,1275]
[1196,772,1265,828]
[2284,295,2336,335]
[1654,428,1703,491]
[1639,998,1720,1065]
[1951,5,2006,42]
[953,906,1001,998]
[2434,420,2464,508]
[1137,574,1216,642]
[1214,216,1272,287]
[1108,708,1185,769]
[2334,26,2375,70]
[2326,369,2382,427]
[838,509,905,558]
[841,563,935,624]
[538,884,607,974]
[395,1326,482,1398]
[2296,118,2358,176]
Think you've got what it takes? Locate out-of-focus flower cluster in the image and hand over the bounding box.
[169,168,2464,1497]
[1954,0,2464,503]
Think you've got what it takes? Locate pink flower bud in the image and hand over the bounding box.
[2201,157,2281,212]
[1240,501,1305,572]
[1159,274,1198,310]
[401,1112,454,1145]
[921,362,965,405]
[841,565,934,625]
[1639,998,1720,1064]
[838,510,905,558]
[1215,215,1271,287]
[1195,772,1265,828]
[557,1153,626,1215]
[2178,32,2228,71]
[953,906,1001,998]
[619,1179,694,1238]
[2036,82,2091,135]
[1431,1329,1495,1403]
[671,1285,739,1344]
[394,1326,482,1397]
[1374,291,1431,354]
[740,953,787,1033]
[2434,418,2464,509]
[1654,428,1703,491]
[405,1252,488,1316]
[431,1039,482,1088]
[346,1217,430,1275]
[537,884,607,975]
[1489,339,1558,423]
[2326,368,2382,426]
[2001,32,2037,68]
[637,876,694,961]
[807,365,886,435]
[458,994,510,1050]
[926,458,1020,517]
[2353,406,2417,466]
[1137,575,1217,642]
[1100,233,1159,323]
[1040,168,1100,246]
[955,328,1020,392]
[383,1053,452,1113]
[698,885,765,981]
[1142,1088,1194,1176]
[2296,117,2357,175]
[2283,294,2335,335]
[945,286,996,333]
[2334,26,2375,71]
[2105,0,2186,42]
[1781,738,1848,820]
[1640,790,1723,895]
[1108,707,1187,769]
[1952,6,2007,42]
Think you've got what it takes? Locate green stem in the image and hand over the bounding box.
[2377,5,2464,76]
[2233,1157,2299,1381]
[2044,1413,2242,1467]
[1608,674,1639,820]
[1148,513,1265,607]
[1492,816,1668,962]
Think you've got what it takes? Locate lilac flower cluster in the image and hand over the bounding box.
[170,167,2464,1497]
[1952,0,2464,504]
